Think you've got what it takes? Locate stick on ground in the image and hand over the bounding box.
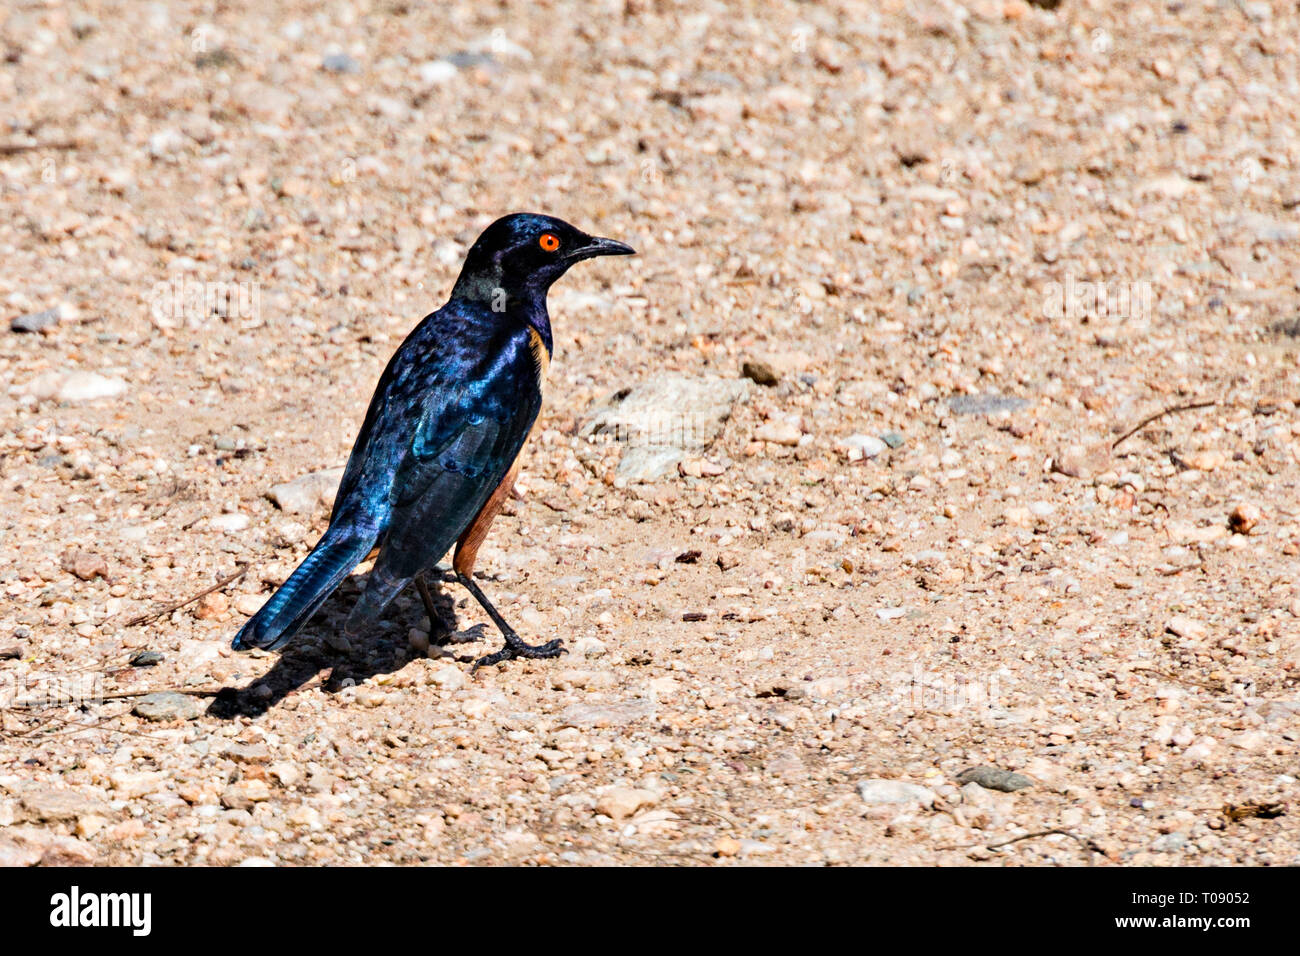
[120,564,249,628]
[937,828,1102,864]
[0,139,79,155]
[1112,400,1218,450]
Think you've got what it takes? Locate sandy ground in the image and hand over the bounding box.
[2,0,1299,866]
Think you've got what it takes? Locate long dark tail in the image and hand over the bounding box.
[232,527,376,652]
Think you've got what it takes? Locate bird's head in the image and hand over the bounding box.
[451,213,635,307]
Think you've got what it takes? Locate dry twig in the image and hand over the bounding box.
[937,828,1103,864]
[1112,400,1218,450]
[0,139,79,155]
[119,564,249,628]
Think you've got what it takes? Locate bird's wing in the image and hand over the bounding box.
[397,403,504,506]
[370,386,531,581]
[327,332,465,527]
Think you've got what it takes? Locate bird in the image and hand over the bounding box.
[231,213,634,667]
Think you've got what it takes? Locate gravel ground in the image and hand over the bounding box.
[2,0,1299,866]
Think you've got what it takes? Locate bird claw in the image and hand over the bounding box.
[472,637,566,672]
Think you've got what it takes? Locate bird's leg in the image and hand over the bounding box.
[456,572,565,670]
[414,572,444,637]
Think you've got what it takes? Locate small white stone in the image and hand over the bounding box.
[856,779,936,807]
[838,434,887,461]
[431,666,465,691]
[1166,615,1208,641]
[595,787,657,821]
[417,60,459,84]
[574,636,607,658]
[147,127,187,158]
[56,371,128,403]
[754,420,803,446]
[210,513,250,534]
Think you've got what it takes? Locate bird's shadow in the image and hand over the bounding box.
[207,574,477,719]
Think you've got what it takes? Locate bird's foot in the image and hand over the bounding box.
[472,634,566,672]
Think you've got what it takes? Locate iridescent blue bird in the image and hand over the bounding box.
[232,213,634,667]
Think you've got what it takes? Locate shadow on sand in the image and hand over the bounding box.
[206,572,479,719]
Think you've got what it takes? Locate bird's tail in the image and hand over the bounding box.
[232,527,375,652]
[341,561,409,639]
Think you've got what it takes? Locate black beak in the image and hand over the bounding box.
[567,235,636,261]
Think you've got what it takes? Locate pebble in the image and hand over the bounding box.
[324,632,352,653]
[108,770,167,798]
[678,457,726,478]
[195,592,229,620]
[287,806,323,830]
[55,371,128,403]
[269,763,301,787]
[0,827,96,866]
[713,835,742,857]
[10,308,59,333]
[955,766,1034,792]
[1054,442,1112,479]
[559,698,656,728]
[221,779,272,810]
[221,742,272,764]
[417,60,460,85]
[1166,521,1226,545]
[76,815,109,839]
[0,832,44,867]
[210,513,250,534]
[1151,832,1188,852]
[267,468,345,515]
[754,420,803,446]
[1165,615,1208,641]
[647,676,679,699]
[595,787,658,821]
[430,666,466,691]
[573,636,607,658]
[269,520,308,547]
[234,594,265,616]
[1184,450,1225,472]
[129,650,164,667]
[1229,503,1261,534]
[146,128,186,158]
[947,394,1028,416]
[838,434,887,461]
[61,549,108,581]
[856,779,937,807]
[958,782,997,808]
[19,789,111,823]
[741,361,779,386]
[321,52,360,73]
[133,692,205,722]
[580,375,749,480]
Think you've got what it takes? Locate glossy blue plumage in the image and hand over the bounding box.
[232,214,633,654]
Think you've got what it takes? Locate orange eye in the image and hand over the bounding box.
[538,233,560,252]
